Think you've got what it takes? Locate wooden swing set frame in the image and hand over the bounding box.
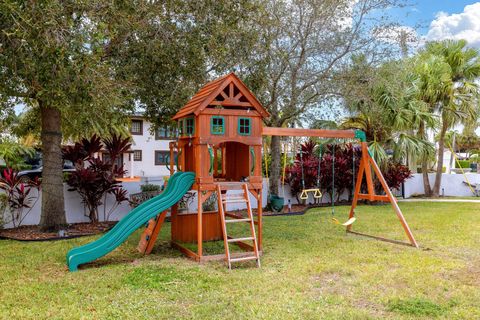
[262,127,419,248]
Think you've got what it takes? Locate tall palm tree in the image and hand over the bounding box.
[341,61,435,168]
[416,40,480,196]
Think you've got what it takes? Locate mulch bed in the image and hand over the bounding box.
[0,222,116,241]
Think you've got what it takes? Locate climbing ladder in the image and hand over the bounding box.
[216,183,260,269]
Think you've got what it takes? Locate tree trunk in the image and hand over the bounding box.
[421,161,432,197]
[432,122,449,197]
[269,135,281,196]
[39,105,67,231]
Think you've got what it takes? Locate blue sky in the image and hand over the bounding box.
[389,1,480,48]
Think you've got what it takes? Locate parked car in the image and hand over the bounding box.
[18,161,76,182]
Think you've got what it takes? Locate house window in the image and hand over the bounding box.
[133,150,142,161]
[102,153,123,168]
[238,117,251,136]
[130,120,143,135]
[178,120,184,136]
[211,116,225,135]
[155,151,177,166]
[155,126,178,140]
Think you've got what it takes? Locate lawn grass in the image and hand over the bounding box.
[1,202,480,319]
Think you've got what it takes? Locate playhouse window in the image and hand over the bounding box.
[211,116,225,135]
[185,117,195,135]
[238,117,251,135]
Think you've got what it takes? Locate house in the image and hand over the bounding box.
[118,114,177,179]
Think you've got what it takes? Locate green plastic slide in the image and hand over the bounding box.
[66,171,195,271]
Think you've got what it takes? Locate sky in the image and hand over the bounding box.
[390,1,480,48]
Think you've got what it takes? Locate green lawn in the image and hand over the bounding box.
[1,202,480,319]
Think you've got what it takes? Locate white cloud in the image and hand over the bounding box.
[426,2,480,48]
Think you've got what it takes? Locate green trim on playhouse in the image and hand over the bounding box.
[354,130,366,142]
[210,116,225,135]
[238,117,251,136]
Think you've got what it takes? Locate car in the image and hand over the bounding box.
[18,161,76,182]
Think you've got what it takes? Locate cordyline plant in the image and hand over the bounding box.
[0,168,41,228]
[63,134,131,223]
[286,140,411,204]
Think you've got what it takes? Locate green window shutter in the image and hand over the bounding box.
[211,116,225,135]
[238,117,251,136]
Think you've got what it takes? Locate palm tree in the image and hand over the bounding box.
[341,61,435,168]
[416,40,480,196]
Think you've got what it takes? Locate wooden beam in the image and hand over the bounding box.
[367,153,419,248]
[262,127,356,139]
[357,194,390,201]
[141,210,168,255]
[209,101,253,107]
[171,241,200,261]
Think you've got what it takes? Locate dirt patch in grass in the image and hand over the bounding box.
[312,271,350,296]
[450,260,480,287]
[0,222,115,241]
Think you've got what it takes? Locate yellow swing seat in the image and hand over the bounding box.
[299,188,322,200]
[332,217,356,226]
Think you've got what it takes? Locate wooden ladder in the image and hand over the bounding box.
[216,183,261,269]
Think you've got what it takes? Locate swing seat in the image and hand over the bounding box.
[300,188,322,200]
[332,217,356,226]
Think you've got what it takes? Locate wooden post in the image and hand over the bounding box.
[258,188,263,250]
[347,157,365,232]
[368,154,419,248]
[361,142,375,200]
[197,187,203,257]
[169,142,175,175]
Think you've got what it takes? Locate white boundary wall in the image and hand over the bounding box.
[4,174,477,228]
[403,173,480,198]
[2,178,351,228]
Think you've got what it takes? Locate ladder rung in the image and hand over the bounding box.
[225,218,251,223]
[222,199,247,203]
[227,237,254,243]
[230,255,258,262]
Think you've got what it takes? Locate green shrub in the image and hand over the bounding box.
[140,183,161,192]
[456,160,471,169]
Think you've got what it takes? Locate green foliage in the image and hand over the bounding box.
[456,160,471,169]
[0,139,34,170]
[112,0,264,126]
[0,1,134,138]
[387,298,449,317]
[140,184,161,193]
[202,193,218,212]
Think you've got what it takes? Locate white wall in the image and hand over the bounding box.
[2,178,351,228]
[403,173,480,198]
[124,117,173,178]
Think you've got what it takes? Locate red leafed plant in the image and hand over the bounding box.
[376,160,412,192]
[285,140,409,203]
[63,134,130,223]
[0,168,41,227]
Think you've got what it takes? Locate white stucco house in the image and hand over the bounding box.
[117,114,177,180]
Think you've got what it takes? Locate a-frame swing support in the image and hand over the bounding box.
[262,127,419,248]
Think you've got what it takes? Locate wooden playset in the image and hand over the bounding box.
[137,73,418,268]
